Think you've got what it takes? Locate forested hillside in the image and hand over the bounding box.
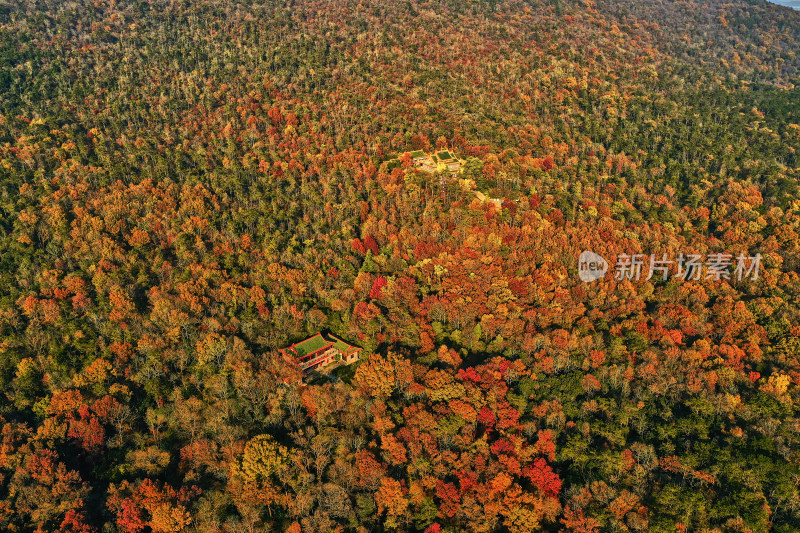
[0,0,799,531]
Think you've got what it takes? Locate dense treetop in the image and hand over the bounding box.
[0,0,799,531]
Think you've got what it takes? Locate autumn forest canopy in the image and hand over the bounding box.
[1,0,800,531]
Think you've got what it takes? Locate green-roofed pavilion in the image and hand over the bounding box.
[280,333,362,374]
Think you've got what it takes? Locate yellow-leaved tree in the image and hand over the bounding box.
[238,434,289,482]
[229,434,292,519]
